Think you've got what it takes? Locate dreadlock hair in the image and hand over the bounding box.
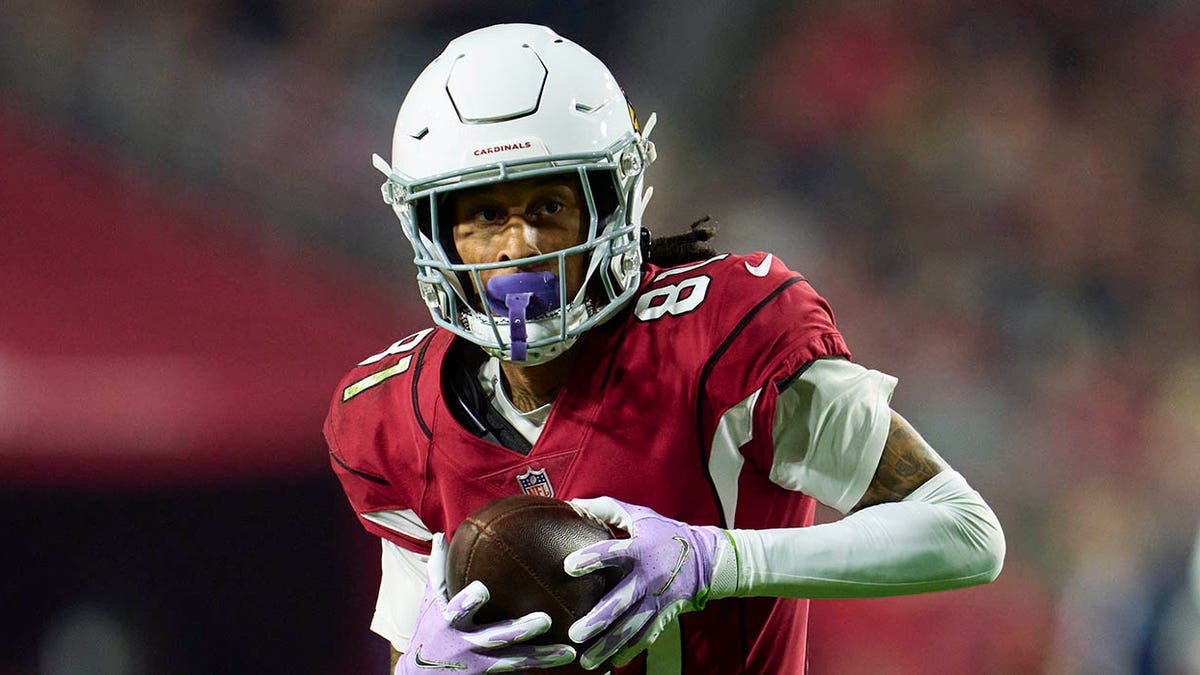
[642,216,720,268]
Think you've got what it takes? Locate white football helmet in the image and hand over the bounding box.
[373,23,657,364]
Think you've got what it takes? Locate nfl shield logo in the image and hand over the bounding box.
[516,467,555,498]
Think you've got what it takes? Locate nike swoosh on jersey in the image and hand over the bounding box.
[745,254,773,277]
[413,646,467,670]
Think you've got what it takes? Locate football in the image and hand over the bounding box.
[446,494,625,673]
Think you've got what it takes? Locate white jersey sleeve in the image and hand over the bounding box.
[769,357,897,513]
[371,539,428,652]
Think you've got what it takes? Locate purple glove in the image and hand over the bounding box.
[396,533,576,674]
[564,498,727,670]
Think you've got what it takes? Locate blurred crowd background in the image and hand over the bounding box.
[2,1,1198,673]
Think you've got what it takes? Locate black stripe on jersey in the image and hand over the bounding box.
[696,274,807,528]
[330,450,391,486]
[775,360,816,392]
[411,336,433,440]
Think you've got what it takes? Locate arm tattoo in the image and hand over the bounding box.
[391,647,401,672]
[852,411,950,512]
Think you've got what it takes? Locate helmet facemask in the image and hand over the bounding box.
[376,143,653,364]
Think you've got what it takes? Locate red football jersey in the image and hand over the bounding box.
[326,253,851,674]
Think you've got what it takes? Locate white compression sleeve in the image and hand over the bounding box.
[711,469,1004,599]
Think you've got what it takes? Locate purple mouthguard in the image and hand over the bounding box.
[484,272,562,362]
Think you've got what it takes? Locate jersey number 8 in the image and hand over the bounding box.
[634,275,711,321]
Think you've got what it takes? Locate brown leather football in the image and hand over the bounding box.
[446,494,624,674]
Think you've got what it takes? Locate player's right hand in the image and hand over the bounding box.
[395,533,577,674]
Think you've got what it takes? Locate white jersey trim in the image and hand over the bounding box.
[361,508,434,542]
[708,388,762,527]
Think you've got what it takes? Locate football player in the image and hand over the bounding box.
[326,24,1006,674]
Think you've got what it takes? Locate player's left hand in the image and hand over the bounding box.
[564,497,726,670]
